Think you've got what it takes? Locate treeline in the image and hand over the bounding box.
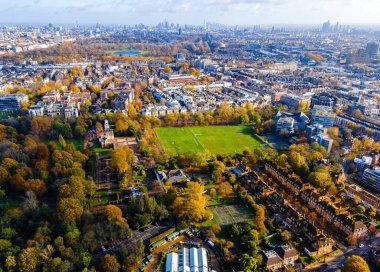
[1,38,214,64]
[0,114,151,271]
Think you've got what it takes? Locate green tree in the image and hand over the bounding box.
[239,253,258,272]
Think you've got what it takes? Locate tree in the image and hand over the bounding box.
[240,114,250,124]
[115,119,129,135]
[58,134,66,148]
[69,84,81,93]
[100,254,120,272]
[5,255,17,271]
[281,230,292,242]
[127,104,137,119]
[164,66,173,73]
[119,173,131,190]
[352,109,363,118]
[57,198,83,223]
[343,255,370,272]
[211,161,225,182]
[239,253,258,272]
[101,205,127,226]
[308,166,332,189]
[254,205,267,235]
[172,182,211,222]
[210,188,217,198]
[0,239,12,252]
[25,179,46,196]
[18,247,41,272]
[0,166,9,184]
[111,146,134,173]
[218,182,233,198]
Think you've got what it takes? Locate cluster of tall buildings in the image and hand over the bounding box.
[321,21,351,33]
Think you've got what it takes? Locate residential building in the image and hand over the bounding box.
[312,105,336,128]
[310,133,334,153]
[43,90,61,102]
[263,244,299,271]
[306,123,327,138]
[263,250,283,271]
[305,236,335,258]
[354,156,373,173]
[362,168,380,192]
[311,93,337,108]
[275,111,310,135]
[0,94,28,111]
[333,214,368,240]
[28,90,90,119]
[277,244,299,266]
[279,93,311,109]
[29,101,79,119]
[113,91,134,111]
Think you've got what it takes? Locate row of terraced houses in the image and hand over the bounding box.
[265,163,368,242]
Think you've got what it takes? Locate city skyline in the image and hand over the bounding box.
[1,0,380,26]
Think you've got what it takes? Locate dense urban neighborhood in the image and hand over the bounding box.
[0,19,380,272]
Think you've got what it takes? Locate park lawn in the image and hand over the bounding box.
[42,138,84,151]
[92,147,112,154]
[106,48,150,55]
[155,126,263,156]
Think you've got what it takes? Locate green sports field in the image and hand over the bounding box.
[155,126,263,155]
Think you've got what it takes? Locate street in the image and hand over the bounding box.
[304,236,380,272]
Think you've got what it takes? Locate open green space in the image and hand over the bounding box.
[155,126,264,156]
[42,138,84,151]
[209,204,255,226]
[106,48,150,56]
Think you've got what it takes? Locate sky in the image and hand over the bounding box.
[0,0,380,26]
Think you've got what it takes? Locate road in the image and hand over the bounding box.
[304,236,380,272]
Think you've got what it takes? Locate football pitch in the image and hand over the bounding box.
[155,126,263,155]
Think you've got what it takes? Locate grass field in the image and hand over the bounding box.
[42,138,84,151]
[209,204,255,226]
[155,126,263,155]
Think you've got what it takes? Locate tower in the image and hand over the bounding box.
[360,74,365,89]
[104,119,110,131]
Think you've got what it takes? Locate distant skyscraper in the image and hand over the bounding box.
[203,19,207,30]
[321,20,331,33]
[333,22,339,32]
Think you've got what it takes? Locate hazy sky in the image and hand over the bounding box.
[0,0,380,25]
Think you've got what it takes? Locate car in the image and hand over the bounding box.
[358,243,364,248]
